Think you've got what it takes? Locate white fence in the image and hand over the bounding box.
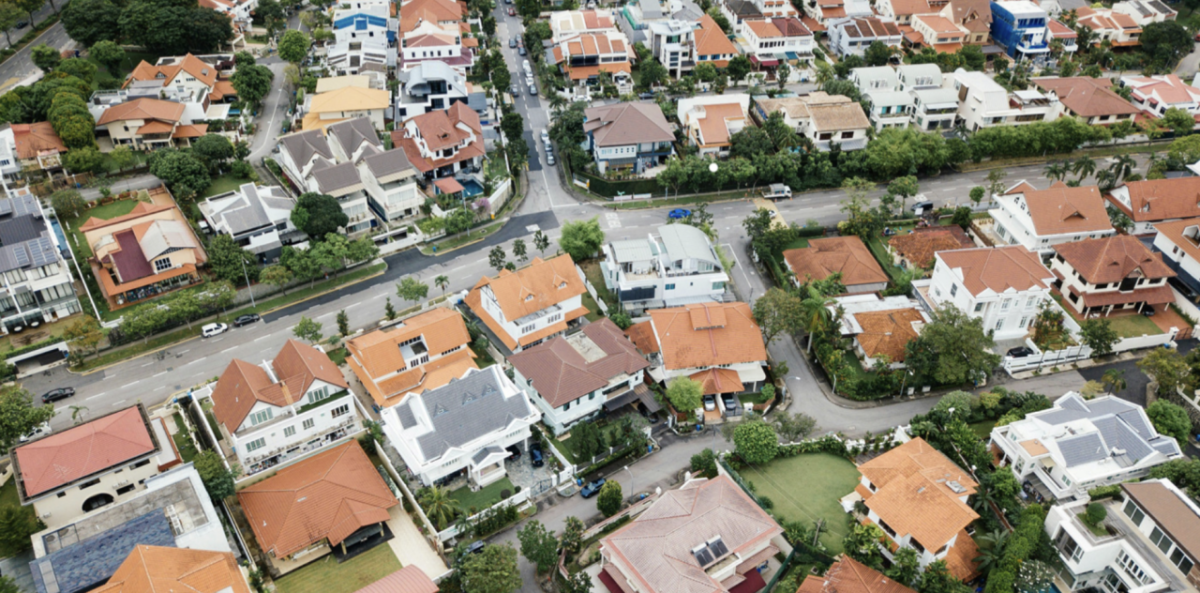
[372,440,446,555]
[435,489,532,542]
[486,178,513,214]
[1003,327,1178,375]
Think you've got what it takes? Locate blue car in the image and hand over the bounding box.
[580,478,606,498]
[668,208,691,219]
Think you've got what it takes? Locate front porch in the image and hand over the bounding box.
[91,261,203,310]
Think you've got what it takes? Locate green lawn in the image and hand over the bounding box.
[581,292,604,322]
[326,347,349,366]
[580,260,615,306]
[87,51,161,90]
[65,199,141,260]
[738,453,860,554]
[273,544,401,593]
[0,478,39,557]
[450,476,515,513]
[969,420,996,440]
[200,174,248,199]
[171,413,199,463]
[469,340,496,368]
[1106,313,1164,339]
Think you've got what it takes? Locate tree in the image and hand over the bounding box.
[1138,347,1189,395]
[63,315,103,357]
[12,0,43,30]
[512,238,528,262]
[951,206,973,229]
[729,126,775,160]
[694,61,718,83]
[194,450,235,500]
[260,263,291,295]
[278,29,311,64]
[396,276,429,306]
[887,175,920,214]
[207,235,258,286]
[293,316,324,344]
[775,62,791,89]
[887,547,921,588]
[864,40,895,66]
[63,145,105,174]
[435,274,450,296]
[733,420,779,465]
[31,44,60,72]
[1147,400,1192,445]
[1141,20,1190,68]
[517,520,559,575]
[969,186,985,206]
[1102,368,1127,394]
[488,245,506,271]
[752,287,804,345]
[921,561,971,593]
[1080,318,1120,358]
[418,486,460,530]
[231,64,273,108]
[665,377,703,419]
[0,3,22,46]
[0,506,40,556]
[904,305,1001,386]
[50,189,86,220]
[256,0,286,37]
[110,145,136,172]
[561,516,585,558]
[384,297,397,320]
[561,569,592,593]
[335,309,350,337]
[55,58,96,84]
[843,523,886,570]
[596,480,623,517]
[0,386,54,454]
[192,134,235,172]
[559,217,604,261]
[637,58,667,90]
[292,193,348,239]
[460,544,522,593]
[149,150,211,201]
[690,448,718,479]
[726,55,752,85]
[773,411,817,443]
[1072,155,1096,182]
[1163,107,1196,136]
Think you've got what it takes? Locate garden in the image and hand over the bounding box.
[734,453,860,554]
[272,544,401,593]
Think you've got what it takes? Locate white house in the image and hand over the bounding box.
[399,19,471,72]
[988,181,1116,254]
[990,393,1183,501]
[752,93,872,150]
[1113,0,1177,25]
[677,94,752,157]
[600,224,729,313]
[276,128,374,235]
[396,60,488,122]
[849,66,912,131]
[953,68,1062,131]
[325,117,421,226]
[509,318,650,435]
[646,20,697,79]
[927,245,1056,341]
[897,64,960,131]
[198,183,299,263]
[380,365,541,488]
[0,190,80,333]
[1119,75,1200,118]
[465,254,590,354]
[827,17,903,58]
[332,5,396,47]
[1152,217,1200,299]
[740,17,814,66]
[208,340,359,476]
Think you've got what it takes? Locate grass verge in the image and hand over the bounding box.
[420,222,504,255]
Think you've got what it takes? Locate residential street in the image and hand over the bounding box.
[0,20,72,94]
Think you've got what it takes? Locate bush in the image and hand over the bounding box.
[1083,503,1107,527]
[983,505,1047,593]
[1087,484,1122,500]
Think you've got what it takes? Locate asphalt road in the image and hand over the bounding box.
[0,20,73,94]
[0,2,60,51]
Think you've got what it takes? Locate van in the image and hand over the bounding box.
[911,200,935,215]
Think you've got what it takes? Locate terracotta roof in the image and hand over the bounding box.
[352,567,438,593]
[238,441,398,558]
[885,0,933,16]
[858,437,979,552]
[13,406,156,498]
[853,308,926,363]
[887,227,973,268]
[837,17,901,38]
[172,124,208,139]
[771,16,811,37]
[97,98,185,126]
[211,340,348,432]
[746,20,782,38]
[508,318,649,407]
[400,0,463,32]
[583,102,674,147]
[137,121,174,135]
[346,309,476,406]
[1020,439,1049,456]
[1122,481,1200,566]
[311,86,389,113]
[647,302,768,370]
[1126,75,1200,105]
[1153,217,1200,264]
[942,529,981,581]
[935,246,1053,295]
[783,236,888,289]
[1110,178,1200,222]
[1010,181,1115,236]
[688,368,743,395]
[124,54,219,90]
[625,320,660,355]
[796,557,917,593]
[946,0,991,28]
[93,546,250,593]
[391,103,483,172]
[211,79,237,101]
[601,476,782,593]
[1035,77,1139,119]
[688,102,746,147]
[465,254,587,323]
[915,14,960,33]
[1047,19,1076,36]
[565,62,631,80]
[1054,235,1174,284]
[10,122,67,159]
[695,14,739,56]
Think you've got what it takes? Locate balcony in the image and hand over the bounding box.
[243,417,359,473]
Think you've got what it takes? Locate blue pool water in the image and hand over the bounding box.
[462,179,484,198]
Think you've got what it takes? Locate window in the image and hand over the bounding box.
[1001,299,1011,311]
[974,303,984,312]
[1019,317,1028,328]
[308,385,330,404]
[284,426,296,438]
[303,418,315,430]
[713,281,725,291]
[1123,500,1145,524]
[79,478,101,490]
[249,408,273,425]
[331,404,350,418]
[1151,526,1173,553]
[521,324,536,334]
[995,320,1004,331]
[950,284,957,297]
[1026,296,1037,308]
[245,438,266,452]
[665,283,676,290]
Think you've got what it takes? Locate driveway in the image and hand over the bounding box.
[385,505,449,580]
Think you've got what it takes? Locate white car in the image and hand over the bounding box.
[522,59,531,73]
[541,129,550,144]
[19,422,50,443]
[202,323,229,338]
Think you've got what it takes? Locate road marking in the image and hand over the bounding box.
[141,361,154,367]
[121,381,140,388]
[221,346,237,353]
[152,371,167,378]
[111,399,127,406]
[177,349,190,355]
[85,392,107,401]
[154,385,167,391]
[184,357,206,366]
[254,334,272,342]
[317,312,334,320]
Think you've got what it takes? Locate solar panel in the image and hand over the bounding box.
[692,546,714,567]
[708,537,729,559]
[13,245,29,268]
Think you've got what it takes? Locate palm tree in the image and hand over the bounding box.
[974,529,1009,574]
[1073,155,1097,182]
[800,285,835,353]
[1044,161,1068,182]
[1102,369,1127,393]
[70,405,89,425]
[418,486,460,531]
[1110,154,1137,182]
[435,275,450,297]
[1096,169,1117,192]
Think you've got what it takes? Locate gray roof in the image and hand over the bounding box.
[640,0,664,19]
[1032,394,1182,468]
[1092,415,1152,467]
[30,511,175,593]
[409,366,534,462]
[0,193,58,274]
[724,0,763,18]
[210,183,270,235]
[313,161,362,193]
[279,129,334,168]
[327,117,382,159]
[471,445,504,465]
[611,238,655,263]
[363,147,415,180]
[1055,0,1087,10]
[658,224,718,266]
[1059,433,1108,467]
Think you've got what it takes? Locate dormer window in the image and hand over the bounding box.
[525,294,534,301]
[558,281,567,289]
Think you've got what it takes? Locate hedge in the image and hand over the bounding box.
[1087,484,1124,501]
[5,337,65,360]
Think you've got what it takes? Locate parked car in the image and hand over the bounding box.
[509,36,517,47]
[1006,346,1035,358]
[511,83,519,96]
[465,541,486,556]
[526,75,535,86]
[638,403,659,423]
[637,92,655,100]
[721,393,737,412]
[703,394,716,411]
[530,441,544,467]
[19,422,50,442]
[518,45,526,55]
[202,323,229,338]
[911,200,934,215]
[580,478,605,498]
[506,444,522,459]
[546,153,555,166]
[508,6,516,14]
[15,21,27,28]
[668,208,691,219]
[1142,306,1157,317]
[541,129,550,144]
[522,59,531,72]
[528,83,537,96]
[234,313,261,327]
[42,387,75,404]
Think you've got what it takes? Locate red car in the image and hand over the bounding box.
[508,7,515,15]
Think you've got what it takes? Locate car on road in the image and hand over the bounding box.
[668,208,691,219]
[19,422,50,443]
[522,59,531,72]
[638,92,655,100]
[703,394,716,411]
[42,387,75,404]
[528,83,537,95]
[580,478,605,498]
[15,21,27,28]
[509,36,517,47]
[518,45,526,55]
[541,129,550,143]
[511,83,519,96]
[546,152,555,165]
[234,313,261,327]
[530,441,544,467]
[526,75,535,86]
[1006,346,1035,358]
[202,323,229,338]
[508,6,516,14]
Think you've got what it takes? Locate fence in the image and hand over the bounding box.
[372,440,446,556]
[434,489,532,542]
[487,178,513,214]
[1003,327,1179,375]
[582,278,610,315]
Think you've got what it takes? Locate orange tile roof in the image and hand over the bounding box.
[94,546,250,593]
[124,54,219,90]
[14,406,156,498]
[10,122,67,159]
[796,557,917,593]
[1153,217,1200,264]
[783,236,888,289]
[1020,439,1049,456]
[853,308,926,363]
[400,0,463,32]
[565,62,631,80]
[887,227,974,269]
[1054,235,1174,285]
[689,368,744,395]
[942,529,981,581]
[1034,77,1138,119]
[647,302,767,370]
[1110,177,1200,222]
[347,308,472,380]
[625,320,660,355]
[1011,181,1114,236]
[238,441,398,558]
[211,340,348,431]
[172,124,208,139]
[465,255,586,324]
[696,14,739,55]
[746,20,782,38]
[97,98,185,126]
[935,245,1053,296]
[137,120,174,135]
[689,102,746,147]
[352,567,438,593]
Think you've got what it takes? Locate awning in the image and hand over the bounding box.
[602,383,660,413]
[750,55,778,66]
[435,177,465,194]
[737,365,767,384]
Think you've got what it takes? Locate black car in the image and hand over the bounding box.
[721,393,737,412]
[42,387,75,403]
[506,444,522,459]
[530,441,544,468]
[234,313,261,327]
[1142,306,1157,317]
[1006,346,1035,358]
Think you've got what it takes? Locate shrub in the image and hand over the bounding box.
[1083,503,1107,527]
[1087,484,1122,500]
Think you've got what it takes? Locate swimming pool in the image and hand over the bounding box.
[461,179,484,198]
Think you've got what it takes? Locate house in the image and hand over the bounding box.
[123,54,236,103]
[238,441,397,561]
[598,475,784,593]
[198,183,300,262]
[718,0,798,31]
[677,94,752,157]
[380,365,541,488]
[1034,77,1139,125]
[952,69,1061,131]
[547,31,635,98]
[1151,217,1200,299]
[92,547,250,593]
[1050,235,1175,317]
[782,236,889,294]
[303,86,390,131]
[95,98,208,150]
[1046,479,1199,592]
[693,14,740,70]
[896,64,959,131]
[391,102,485,183]
[739,18,814,73]
[827,17,903,58]
[464,254,589,353]
[0,190,80,333]
[1113,0,1177,25]
[328,38,392,76]
[1119,75,1200,119]
[1108,178,1200,235]
[886,225,974,269]
[11,405,169,530]
[354,567,439,593]
[831,294,931,368]
[797,556,918,593]
[325,117,422,226]
[0,126,17,178]
[805,0,872,27]
[582,102,675,175]
[548,9,620,43]
[908,14,967,53]
[849,67,913,131]
[753,93,872,150]
[1075,7,1142,47]
[988,181,1116,253]
[80,187,208,309]
[27,465,232,593]
[209,340,357,476]
[600,224,730,313]
[396,61,487,123]
[875,0,939,26]
[990,393,1182,501]
[627,302,768,405]
[926,245,1055,341]
[849,437,980,580]
[345,307,478,409]
[989,1,1049,63]
[647,20,698,79]
[1046,19,1079,53]
[0,122,67,176]
[316,74,385,93]
[399,19,474,72]
[330,5,397,75]
[89,83,217,134]
[509,318,651,435]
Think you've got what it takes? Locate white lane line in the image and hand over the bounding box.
[370,293,386,300]
[184,357,206,366]
[154,385,167,391]
[317,312,334,320]
[111,399,127,406]
[141,361,154,367]
[121,380,140,388]
[221,346,237,353]
[177,349,190,355]
[85,392,107,401]
[254,334,272,342]
[152,371,166,378]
